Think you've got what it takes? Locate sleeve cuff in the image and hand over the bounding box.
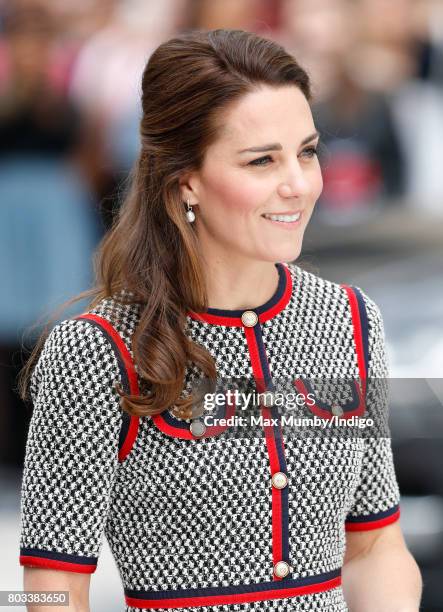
[345,503,400,531]
[19,547,98,574]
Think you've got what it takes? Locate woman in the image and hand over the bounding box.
[18,29,422,611]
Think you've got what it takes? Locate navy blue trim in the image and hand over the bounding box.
[346,503,400,523]
[124,568,341,600]
[350,286,369,379]
[271,399,290,566]
[252,322,290,568]
[253,324,273,389]
[271,404,287,466]
[20,547,97,565]
[205,263,286,318]
[162,388,228,430]
[77,317,130,391]
[75,316,131,456]
[301,378,361,413]
[161,410,191,430]
[118,412,131,449]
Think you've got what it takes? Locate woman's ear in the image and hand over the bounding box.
[179,171,200,205]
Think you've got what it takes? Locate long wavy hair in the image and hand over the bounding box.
[18,28,312,419]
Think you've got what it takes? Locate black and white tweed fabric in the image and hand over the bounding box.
[19,262,401,611]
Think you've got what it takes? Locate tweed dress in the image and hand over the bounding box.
[19,261,401,611]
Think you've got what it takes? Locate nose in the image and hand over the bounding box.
[277,162,310,198]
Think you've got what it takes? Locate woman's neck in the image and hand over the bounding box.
[202,258,280,311]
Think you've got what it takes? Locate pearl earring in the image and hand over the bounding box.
[186,198,195,223]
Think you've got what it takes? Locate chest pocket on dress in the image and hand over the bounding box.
[292,283,370,421]
[293,377,366,420]
[151,387,237,440]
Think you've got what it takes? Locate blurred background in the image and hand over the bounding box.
[0,0,442,609]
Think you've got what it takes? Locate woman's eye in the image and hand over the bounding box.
[248,147,318,167]
[301,146,318,159]
[248,155,273,166]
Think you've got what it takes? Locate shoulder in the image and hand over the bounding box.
[286,261,387,371]
[286,261,382,317]
[287,262,381,321]
[30,317,119,400]
[87,288,142,347]
[30,289,142,405]
[27,316,123,452]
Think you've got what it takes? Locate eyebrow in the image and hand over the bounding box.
[237,130,320,154]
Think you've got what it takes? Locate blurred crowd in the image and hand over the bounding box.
[1,0,443,465]
[1,2,443,607]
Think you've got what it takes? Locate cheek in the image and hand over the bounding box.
[312,166,323,199]
[201,169,261,217]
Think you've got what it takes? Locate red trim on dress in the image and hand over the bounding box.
[345,508,401,531]
[293,378,365,420]
[243,326,285,580]
[74,313,140,462]
[260,265,292,323]
[19,555,96,573]
[125,576,342,609]
[151,396,236,439]
[186,265,292,326]
[340,285,367,396]
[262,405,284,574]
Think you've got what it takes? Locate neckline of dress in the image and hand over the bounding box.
[187,262,292,327]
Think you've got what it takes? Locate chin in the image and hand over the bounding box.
[270,243,303,264]
[257,252,300,266]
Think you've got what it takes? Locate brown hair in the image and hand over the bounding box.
[18,28,312,419]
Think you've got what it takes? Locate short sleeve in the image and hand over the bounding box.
[19,318,123,573]
[345,289,401,531]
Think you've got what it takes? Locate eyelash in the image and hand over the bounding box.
[248,146,319,167]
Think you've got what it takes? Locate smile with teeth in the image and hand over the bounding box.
[262,212,301,223]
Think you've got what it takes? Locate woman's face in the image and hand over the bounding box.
[180,85,323,265]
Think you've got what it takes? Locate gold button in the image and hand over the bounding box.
[271,472,288,489]
[331,405,343,416]
[190,419,206,437]
[241,310,258,327]
[274,561,291,578]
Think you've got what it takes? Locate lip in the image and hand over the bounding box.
[261,210,303,216]
[261,210,303,230]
